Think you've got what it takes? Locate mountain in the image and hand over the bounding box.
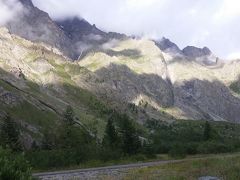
[1,0,240,148]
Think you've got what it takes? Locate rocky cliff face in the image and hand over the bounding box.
[155,37,182,55]
[56,17,106,41]
[6,0,76,59]
[182,46,211,57]
[56,16,127,60]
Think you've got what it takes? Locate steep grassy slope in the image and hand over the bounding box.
[0,28,112,148]
[229,75,240,95]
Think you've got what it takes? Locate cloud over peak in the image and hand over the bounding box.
[0,0,237,59]
[0,0,23,26]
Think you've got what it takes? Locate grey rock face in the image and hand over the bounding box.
[6,0,75,59]
[155,37,182,55]
[56,17,105,42]
[56,16,127,59]
[182,46,211,58]
[174,79,240,122]
[95,64,174,108]
[56,17,127,42]
[0,87,21,106]
[18,0,34,7]
[182,46,218,65]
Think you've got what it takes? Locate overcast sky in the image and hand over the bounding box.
[2,0,240,59]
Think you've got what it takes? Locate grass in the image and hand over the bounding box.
[32,153,240,180]
[7,101,58,131]
[0,57,110,136]
[230,81,240,94]
[123,153,240,180]
[32,154,163,173]
[0,79,18,92]
[24,52,41,63]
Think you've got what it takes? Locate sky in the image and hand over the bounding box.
[1,0,240,59]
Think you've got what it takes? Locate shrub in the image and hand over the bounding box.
[168,143,187,159]
[185,143,198,155]
[0,147,32,180]
[132,154,147,161]
[197,141,234,154]
[0,114,22,151]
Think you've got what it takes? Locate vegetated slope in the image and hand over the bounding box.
[0,28,114,149]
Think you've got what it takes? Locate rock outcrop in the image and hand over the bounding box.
[182,46,218,65]
[155,37,182,55]
[182,46,211,58]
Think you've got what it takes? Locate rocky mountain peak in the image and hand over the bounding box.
[182,46,212,58]
[19,0,34,7]
[155,37,182,55]
[6,0,76,59]
[56,16,104,41]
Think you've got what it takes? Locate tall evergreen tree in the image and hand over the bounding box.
[63,105,75,126]
[0,114,21,151]
[120,114,141,155]
[103,116,119,149]
[203,121,211,141]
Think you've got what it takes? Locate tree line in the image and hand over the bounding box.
[1,106,240,176]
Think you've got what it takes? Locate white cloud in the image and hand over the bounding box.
[228,52,240,60]
[125,0,161,9]
[214,0,240,23]
[0,0,23,26]
[28,0,240,59]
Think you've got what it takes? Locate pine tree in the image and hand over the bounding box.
[0,114,21,151]
[63,105,75,126]
[120,114,141,155]
[103,116,119,149]
[203,121,211,141]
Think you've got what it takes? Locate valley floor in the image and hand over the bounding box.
[33,153,240,180]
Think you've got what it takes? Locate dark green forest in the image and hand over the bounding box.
[1,106,240,179]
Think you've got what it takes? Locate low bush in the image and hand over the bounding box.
[197,141,234,154]
[168,143,187,159]
[0,147,32,180]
